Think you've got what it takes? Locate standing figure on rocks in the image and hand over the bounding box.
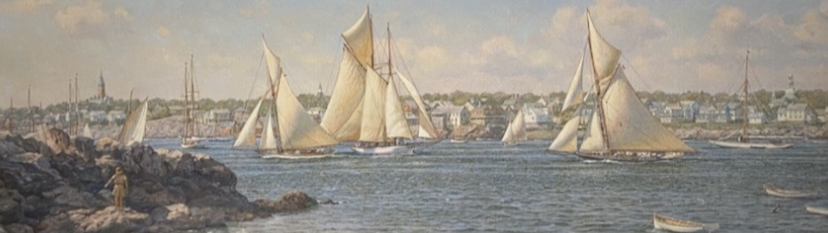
[105,166,128,209]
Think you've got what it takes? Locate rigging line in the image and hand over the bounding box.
[748,60,764,90]
[620,54,653,92]
[245,51,265,110]
[325,43,343,95]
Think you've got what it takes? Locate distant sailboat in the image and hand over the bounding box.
[502,109,527,146]
[708,51,793,149]
[232,37,339,159]
[118,99,148,146]
[81,123,93,138]
[547,10,694,161]
[321,7,440,155]
[181,56,204,149]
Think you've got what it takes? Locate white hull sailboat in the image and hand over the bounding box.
[653,214,719,233]
[181,55,204,149]
[118,99,148,147]
[322,7,441,156]
[763,184,818,198]
[502,109,527,146]
[546,10,694,162]
[708,51,793,150]
[232,37,339,159]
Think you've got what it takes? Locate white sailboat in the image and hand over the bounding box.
[501,109,527,146]
[708,51,793,149]
[118,99,148,147]
[181,55,203,149]
[547,10,695,161]
[321,7,440,155]
[81,123,93,138]
[232,37,339,159]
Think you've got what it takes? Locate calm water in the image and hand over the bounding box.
[144,139,828,233]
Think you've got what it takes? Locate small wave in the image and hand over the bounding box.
[581,159,624,164]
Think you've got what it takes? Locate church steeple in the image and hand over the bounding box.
[98,70,106,98]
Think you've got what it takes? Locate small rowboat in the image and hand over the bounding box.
[805,205,828,216]
[763,184,818,198]
[653,214,719,233]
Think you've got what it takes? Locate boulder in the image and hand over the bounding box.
[69,207,150,233]
[253,190,318,213]
[2,224,32,233]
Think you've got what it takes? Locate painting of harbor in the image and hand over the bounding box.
[1,0,827,232]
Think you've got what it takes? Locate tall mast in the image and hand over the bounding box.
[741,50,749,142]
[74,74,79,136]
[190,55,198,137]
[387,23,397,144]
[585,10,612,154]
[263,35,281,152]
[68,78,73,135]
[27,85,32,132]
[184,62,190,139]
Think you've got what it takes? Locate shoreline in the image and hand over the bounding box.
[0,127,322,232]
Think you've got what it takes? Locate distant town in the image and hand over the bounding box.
[2,73,827,139]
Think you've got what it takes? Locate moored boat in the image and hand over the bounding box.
[805,205,828,216]
[653,214,719,233]
[763,184,817,198]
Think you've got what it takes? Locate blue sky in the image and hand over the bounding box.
[1,0,827,105]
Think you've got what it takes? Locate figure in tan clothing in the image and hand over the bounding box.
[105,167,128,209]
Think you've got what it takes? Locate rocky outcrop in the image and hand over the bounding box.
[0,128,320,233]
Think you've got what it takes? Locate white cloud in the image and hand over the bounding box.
[53,1,132,38]
[0,0,52,14]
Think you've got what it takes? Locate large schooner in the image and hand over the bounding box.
[547,10,695,161]
[181,55,203,149]
[321,6,440,155]
[232,37,339,159]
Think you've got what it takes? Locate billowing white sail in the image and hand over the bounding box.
[274,71,339,150]
[384,77,413,139]
[259,109,278,151]
[562,53,585,112]
[579,109,607,152]
[502,110,526,143]
[548,116,580,152]
[233,95,265,147]
[587,11,620,91]
[359,68,388,142]
[118,100,148,146]
[601,70,694,152]
[395,69,439,139]
[81,123,93,138]
[342,7,374,67]
[321,49,367,141]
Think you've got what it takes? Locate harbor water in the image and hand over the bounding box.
[144,139,828,232]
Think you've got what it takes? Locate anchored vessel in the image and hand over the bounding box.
[708,51,794,149]
[547,11,695,161]
[181,55,203,149]
[653,214,719,233]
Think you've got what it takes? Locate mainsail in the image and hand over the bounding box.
[321,8,372,141]
[118,99,148,146]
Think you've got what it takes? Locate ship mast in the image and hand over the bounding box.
[585,10,612,154]
[741,50,749,142]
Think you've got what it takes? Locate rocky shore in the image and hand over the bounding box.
[0,127,320,233]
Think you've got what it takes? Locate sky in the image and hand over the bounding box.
[1,0,828,106]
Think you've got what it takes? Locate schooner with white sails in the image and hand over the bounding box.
[547,10,694,161]
[181,55,203,149]
[321,6,440,155]
[501,109,527,146]
[232,37,339,159]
